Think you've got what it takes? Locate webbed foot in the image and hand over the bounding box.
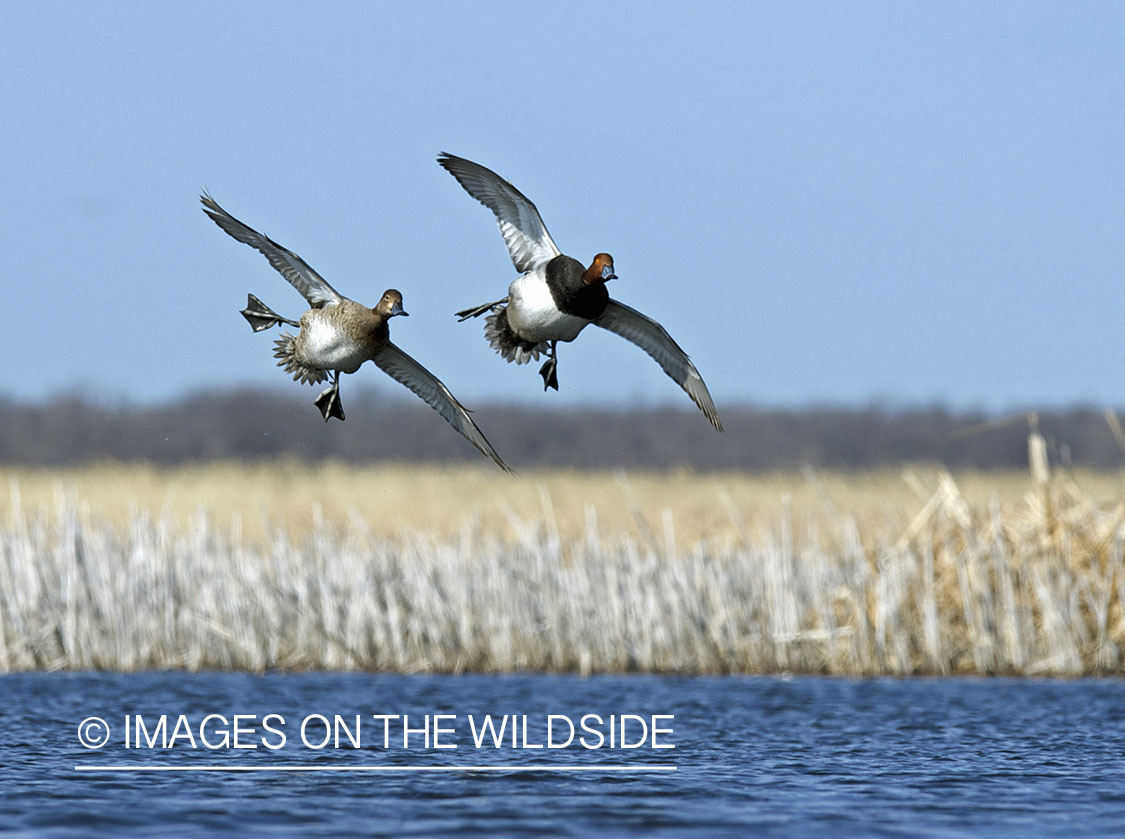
[314,381,345,422]
[241,293,300,332]
[455,297,509,322]
[539,357,559,391]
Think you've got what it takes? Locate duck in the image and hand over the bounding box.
[437,153,722,431]
[201,191,511,472]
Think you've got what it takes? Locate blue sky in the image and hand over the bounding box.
[4,2,1123,410]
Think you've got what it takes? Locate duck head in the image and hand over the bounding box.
[582,253,617,285]
[374,289,409,318]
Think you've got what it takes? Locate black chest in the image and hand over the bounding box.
[545,255,609,320]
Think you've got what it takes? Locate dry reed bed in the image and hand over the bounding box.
[1,441,1124,675]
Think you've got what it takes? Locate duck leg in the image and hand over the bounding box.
[241,293,301,332]
[314,372,346,422]
[455,297,509,322]
[538,341,559,391]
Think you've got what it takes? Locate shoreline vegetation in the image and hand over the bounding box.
[4,389,1125,471]
[3,430,1125,676]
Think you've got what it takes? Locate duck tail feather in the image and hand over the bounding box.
[484,309,545,365]
[272,333,328,385]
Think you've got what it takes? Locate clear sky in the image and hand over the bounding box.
[4,2,1123,411]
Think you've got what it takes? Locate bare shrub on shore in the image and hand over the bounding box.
[1,450,1123,675]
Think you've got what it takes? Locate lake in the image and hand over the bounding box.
[3,673,1123,837]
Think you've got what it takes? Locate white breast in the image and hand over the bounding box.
[506,269,589,343]
[298,313,369,374]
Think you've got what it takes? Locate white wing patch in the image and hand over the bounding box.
[437,153,562,273]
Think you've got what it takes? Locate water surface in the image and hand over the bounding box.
[3,673,1123,837]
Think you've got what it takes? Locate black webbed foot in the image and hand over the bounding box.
[241,293,300,332]
[455,297,509,322]
[314,382,345,422]
[539,357,559,391]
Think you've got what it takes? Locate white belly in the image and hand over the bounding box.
[506,270,589,343]
[297,314,368,374]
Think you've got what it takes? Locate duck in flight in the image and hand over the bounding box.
[201,191,511,472]
[437,153,722,431]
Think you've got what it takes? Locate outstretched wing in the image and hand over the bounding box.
[595,300,723,431]
[201,191,345,308]
[372,342,512,472]
[437,153,561,273]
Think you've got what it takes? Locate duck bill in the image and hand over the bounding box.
[391,301,409,317]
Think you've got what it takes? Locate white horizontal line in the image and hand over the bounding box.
[75,764,677,773]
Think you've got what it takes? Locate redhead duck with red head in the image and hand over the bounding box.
[438,153,722,431]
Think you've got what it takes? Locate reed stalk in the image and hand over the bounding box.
[2,456,1124,675]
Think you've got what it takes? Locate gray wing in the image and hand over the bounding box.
[372,342,512,472]
[437,153,561,273]
[201,191,345,308]
[595,300,723,431]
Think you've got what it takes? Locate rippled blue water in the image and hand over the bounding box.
[2,673,1123,837]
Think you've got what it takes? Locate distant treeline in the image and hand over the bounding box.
[2,388,1124,470]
